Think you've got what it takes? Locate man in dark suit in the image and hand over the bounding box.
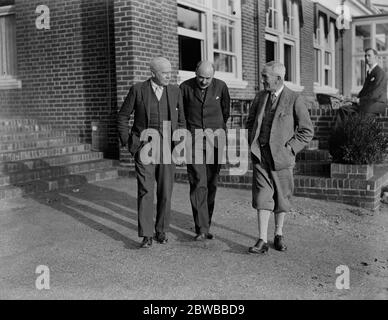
[118,57,186,248]
[335,48,387,127]
[246,61,314,255]
[180,61,230,241]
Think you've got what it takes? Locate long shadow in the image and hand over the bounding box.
[3,151,254,254]
[31,190,139,250]
[0,152,140,248]
[39,183,251,255]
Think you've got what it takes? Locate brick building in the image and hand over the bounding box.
[0,0,385,146]
[1,0,388,208]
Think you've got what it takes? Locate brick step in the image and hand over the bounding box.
[297,149,332,162]
[0,118,39,127]
[0,136,81,152]
[0,123,53,133]
[0,144,91,162]
[0,151,104,174]
[0,168,119,201]
[294,161,331,177]
[0,130,67,143]
[0,159,114,187]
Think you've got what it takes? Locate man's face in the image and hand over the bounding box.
[261,68,279,92]
[196,68,214,89]
[151,62,172,86]
[365,50,377,67]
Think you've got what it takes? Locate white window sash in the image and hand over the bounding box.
[314,17,336,93]
[265,0,301,87]
[177,0,246,88]
[0,5,20,90]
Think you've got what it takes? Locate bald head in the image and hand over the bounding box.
[150,57,172,86]
[196,61,215,89]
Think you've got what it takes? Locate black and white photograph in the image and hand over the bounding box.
[0,0,387,305]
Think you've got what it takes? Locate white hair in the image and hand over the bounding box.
[263,61,286,80]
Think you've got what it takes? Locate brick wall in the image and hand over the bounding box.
[230,0,258,100]
[114,0,179,109]
[300,0,314,98]
[114,0,258,105]
[0,0,118,154]
[257,0,267,92]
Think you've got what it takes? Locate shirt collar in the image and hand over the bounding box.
[151,79,164,91]
[269,85,284,98]
[368,63,378,73]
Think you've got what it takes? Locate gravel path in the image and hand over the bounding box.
[0,177,387,300]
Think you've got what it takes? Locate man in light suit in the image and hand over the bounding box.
[335,48,387,127]
[118,57,186,248]
[180,61,230,241]
[246,61,314,254]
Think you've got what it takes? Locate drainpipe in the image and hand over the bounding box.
[106,0,112,115]
[256,0,261,93]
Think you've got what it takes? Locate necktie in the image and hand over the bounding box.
[155,85,163,101]
[271,93,277,105]
[200,89,206,101]
[265,92,276,114]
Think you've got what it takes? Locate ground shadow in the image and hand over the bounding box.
[28,182,251,255]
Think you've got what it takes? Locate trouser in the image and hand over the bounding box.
[135,152,175,237]
[187,148,221,234]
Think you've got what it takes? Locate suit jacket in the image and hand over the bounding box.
[180,78,230,133]
[118,79,186,155]
[246,86,314,171]
[358,64,387,114]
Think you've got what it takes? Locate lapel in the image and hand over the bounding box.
[366,65,379,85]
[194,86,204,103]
[203,80,216,104]
[141,80,151,125]
[190,78,207,103]
[273,87,289,120]
[252,91,269,140]
[166,85,176,124]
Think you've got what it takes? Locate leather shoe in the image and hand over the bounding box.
[206,232,215,240]
[274,235,287,251]
[140,237,153,248]
[248,239,269,254]
[194,233,207,241]
[155,232,168,244]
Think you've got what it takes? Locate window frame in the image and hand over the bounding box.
[0,4,21,90]
[177,0,247,89]
[313,16,337,94]
[264,0,303,92]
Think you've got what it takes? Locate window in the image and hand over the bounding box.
[0,4,20,89]
[178,5,204,72]
[177,0,247,89]
[265,0,303,91]
[313,16,336,93]
[352,19,388,96]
